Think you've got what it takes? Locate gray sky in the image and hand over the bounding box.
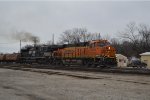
[0,1,150,53]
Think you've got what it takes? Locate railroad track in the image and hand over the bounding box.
[0,64,150,85]
[0,63,150,75]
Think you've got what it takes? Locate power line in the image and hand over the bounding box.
[0,43,10,44]
[0,42,21,44]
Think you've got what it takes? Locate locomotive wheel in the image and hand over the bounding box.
[84,60,90,67]
[57,60,64,66]
[85,63,90,67]
[82,60,88,67]
[85,59,93,67]
[93,64,98,68]
[59,61,64,67]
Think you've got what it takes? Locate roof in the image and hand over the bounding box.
[116,54,127,58]
[116,54,126,57]
[140,52,150,56]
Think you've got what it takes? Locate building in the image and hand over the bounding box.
[116,54,128,68]
[140,52,150,69]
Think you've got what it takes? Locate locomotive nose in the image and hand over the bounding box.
[105,46,111,51]
[105,46,115,57]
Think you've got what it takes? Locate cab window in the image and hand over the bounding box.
[99,42,110,47]
[90,43,95,48]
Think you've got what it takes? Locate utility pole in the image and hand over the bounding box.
[98,33,101,40]
[20,40,21,53]
[52,34,54,45]
[84,33,85,43]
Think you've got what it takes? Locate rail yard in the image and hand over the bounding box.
[0,64,150,100]
[1,1,150,100]
[0,37,150,100]
[0,38,150,100]
[0,39,148,69]
[0,14,149,100]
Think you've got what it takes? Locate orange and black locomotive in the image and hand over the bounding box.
[54,39,117,67]
[0,39,117,67]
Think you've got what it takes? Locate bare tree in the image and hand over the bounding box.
[60,29,72,44]
[60,28,93,44]
[102,33,111,41]
[138,24,150,51]
[119,22,150,57]
[71,28,82,44]
[120,22,139,43]
[85,32,95,41]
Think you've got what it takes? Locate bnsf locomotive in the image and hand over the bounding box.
[54,40,116,67]
[0,39,117,67]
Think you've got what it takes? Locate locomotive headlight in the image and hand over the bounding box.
[108,47,111,50]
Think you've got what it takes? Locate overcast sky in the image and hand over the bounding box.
[0,1,150,53]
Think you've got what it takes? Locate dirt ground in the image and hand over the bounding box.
[0,68,150,100]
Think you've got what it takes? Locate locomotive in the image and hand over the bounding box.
[54,40,117,67]
[19,44,63,64]
[0,39,117,67]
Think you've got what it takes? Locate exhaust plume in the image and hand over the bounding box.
[11,31,40,43]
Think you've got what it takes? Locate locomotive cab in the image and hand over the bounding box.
[89,40,115,58]
[89,40,110,47]
[88,40,117,66]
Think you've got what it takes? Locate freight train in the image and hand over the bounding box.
[0,39,117,67]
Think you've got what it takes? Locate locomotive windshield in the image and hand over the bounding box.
[99,42,110,47]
